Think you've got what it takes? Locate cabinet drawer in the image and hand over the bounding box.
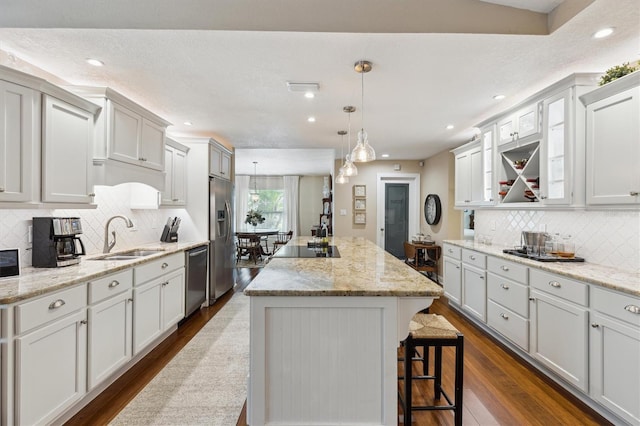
[592,287,640,327]
[487,273,529,318]
[487,300,528,351]
[530,269,588,306]
[88,269,133,304]
[443,244,461,260]
[462,249,486,269]
[487,256,528,284]
[134,252,185,286]
[15,284,87,334]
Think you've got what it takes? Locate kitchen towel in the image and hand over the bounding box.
[110,291,249,425]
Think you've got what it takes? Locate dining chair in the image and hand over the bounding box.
[236,234,262,264]
[272,230,293,253]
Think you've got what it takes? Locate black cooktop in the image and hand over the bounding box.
[503,249,585,262]
[273,245,341,258]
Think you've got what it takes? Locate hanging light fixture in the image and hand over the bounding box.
[250,161,260,203]
[351,60,376,162]
[335,130,349,184]
[342,105,358,176]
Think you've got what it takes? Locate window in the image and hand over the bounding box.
[248,176,284,231]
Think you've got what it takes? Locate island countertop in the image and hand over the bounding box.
[244,236,444,297]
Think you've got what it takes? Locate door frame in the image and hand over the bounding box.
[376,173,420,249]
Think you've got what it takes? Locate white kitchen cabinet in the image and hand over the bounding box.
[461,249,486,322]
[161,269,185,329]
[132,277,163,355]
[453,142,483,207]
[582,72,640,205]
[0,79,37,203]
[162,139,189,206]
[443,244,462,305]
[41,94,95,204]
[498,102,541,146]
[14,303,87,425]
[529,268,589,392]
[87,269,134,390]
[481,124,496,203]
[209,141,232,180]
[589,287,640,425]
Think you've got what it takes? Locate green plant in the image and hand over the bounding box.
[599,62,638,86]
[245,209,265,226]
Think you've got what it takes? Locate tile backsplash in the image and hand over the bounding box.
[0,184,189,267]
[475,209,640,273]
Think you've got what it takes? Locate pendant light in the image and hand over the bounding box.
[335,130,349,184]
[351,60,376,162]
[250,161,260,203]
[342,105,358,176]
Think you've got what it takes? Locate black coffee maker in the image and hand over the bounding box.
[32,217,86,267]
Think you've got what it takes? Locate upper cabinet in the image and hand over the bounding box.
[66,86,171,190]
[453,141,483,206]
[0,78,38,203]
[209,141,232,180]
[581,72,640,206]
[162,138,189,206]
[498,102,541,146]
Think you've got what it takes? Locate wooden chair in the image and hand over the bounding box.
[272,230,293,253]
[236,234,262,264]
[404,241,440,283]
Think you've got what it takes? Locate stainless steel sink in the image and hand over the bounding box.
[90,248,165,260]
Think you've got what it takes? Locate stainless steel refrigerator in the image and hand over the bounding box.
[209,177,235,303]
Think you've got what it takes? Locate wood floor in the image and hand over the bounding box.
[67,267,610,426]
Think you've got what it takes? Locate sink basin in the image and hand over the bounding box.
[90,248,165,260]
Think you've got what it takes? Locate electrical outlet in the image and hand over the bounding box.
[28,226,33,243]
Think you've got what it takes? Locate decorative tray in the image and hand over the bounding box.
[503,249,585,262]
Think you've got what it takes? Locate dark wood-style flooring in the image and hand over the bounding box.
[67,268,610,426]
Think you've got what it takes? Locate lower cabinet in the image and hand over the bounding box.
[15,309,87,425]
[443,256,462,305]
[461,264,486,322]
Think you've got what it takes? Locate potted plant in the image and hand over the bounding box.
[245,209,265,228]
[599,62,638,86]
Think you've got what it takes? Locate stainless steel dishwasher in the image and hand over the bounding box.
[185,245,208,317]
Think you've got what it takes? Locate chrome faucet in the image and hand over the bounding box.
[103,215,134,253]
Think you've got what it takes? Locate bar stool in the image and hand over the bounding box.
[399,313,464,426]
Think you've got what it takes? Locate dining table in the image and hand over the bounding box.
[235,228,279,256]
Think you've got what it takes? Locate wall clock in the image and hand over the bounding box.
[425,194,442,225]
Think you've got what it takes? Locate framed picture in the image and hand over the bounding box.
[354,198,366,211]
[353,185,366,197]
[354,212,366,224]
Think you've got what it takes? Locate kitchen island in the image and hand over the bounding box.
[244,236,443,426]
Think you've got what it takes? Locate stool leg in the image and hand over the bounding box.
[455,334,464,426]
[423,345,429,375]
[434,345,443,400]
[404,336,413,425]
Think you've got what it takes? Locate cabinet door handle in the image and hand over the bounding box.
[455,265,460,269]
[630,191,639,196]
[0,187,4,192]
[161,262,169,269]
[500,284,510,290]
[479,275,485,280]
[549,281,561,288]
[80,319,88,325]
[591,323,600,328]
[127,298,133,303]
[172,198,179,201]
[162,281,169,286]
[624,305,640,314]
[500,313,509,320]
[49,299,66,310]
[501,265,509,271]
[529,297,535,302]
[469,255,476,260]
[108,280,120,288]
[448,248,453,253]
[88,193,96,197]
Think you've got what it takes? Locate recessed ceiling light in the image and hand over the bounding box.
[446,124,455,130]
[304,92,315,99]
[381,154,390,158]
[307,116,316,123]
[184,121,193,126]
[593,27,614,39]
[86,58,104,67]
[493,94,506,100]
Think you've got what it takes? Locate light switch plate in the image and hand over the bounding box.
[340,209,347,216]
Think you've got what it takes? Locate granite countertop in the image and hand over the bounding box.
[444,240,640,297]
[244,236,444,297]
[0,241,209,305]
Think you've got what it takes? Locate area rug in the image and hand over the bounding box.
[110,292,250,425]
[236,256,268,268]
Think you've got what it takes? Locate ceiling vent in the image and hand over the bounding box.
[286,82,320,93]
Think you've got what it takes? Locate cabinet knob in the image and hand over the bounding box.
[88,193,96,197]
[448,249,453,253]
[127,298,133,303]
[80,319,88,325]
[500,284,510,290]
[162,281,169,286]
[455,265,460,269]
[500,313,509,320]
[0,187,5,192]
[479,275,485,280]
[630,191,639,196]
[48,299,66,310]
[540,195,547,200]
[108,280,120,288]
[172,198,179,202]
[501,265,509,271]
[549,281,561,288]
[529,297,535,301]
[469,255,476,260]
[624,305,640,314]
[591,323,600,328]
[464,200,470,203]
[161,262,169,269]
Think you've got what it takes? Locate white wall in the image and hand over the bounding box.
[298,176,324,236]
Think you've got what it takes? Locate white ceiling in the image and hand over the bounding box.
[0,0,638,175]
